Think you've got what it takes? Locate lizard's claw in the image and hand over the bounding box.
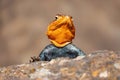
[29,56,40,63]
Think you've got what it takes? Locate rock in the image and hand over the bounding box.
[0,50,120,80]
[99,70,108,78]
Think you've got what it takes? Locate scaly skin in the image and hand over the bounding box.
[47,14,75,47]
[39,44,85,61]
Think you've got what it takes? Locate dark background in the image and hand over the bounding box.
[0,0,120,66]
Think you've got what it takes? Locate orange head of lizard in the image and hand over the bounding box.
[47,14,75,47]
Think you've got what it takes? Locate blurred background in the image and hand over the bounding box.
[0,0,120,66]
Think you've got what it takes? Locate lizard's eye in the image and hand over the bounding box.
[55,16,58,20]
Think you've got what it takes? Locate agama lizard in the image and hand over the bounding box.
[30,14,85,62]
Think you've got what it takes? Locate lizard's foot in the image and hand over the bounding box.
[29,56,40,63]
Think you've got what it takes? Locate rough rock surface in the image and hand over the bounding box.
[0,50,120,80]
